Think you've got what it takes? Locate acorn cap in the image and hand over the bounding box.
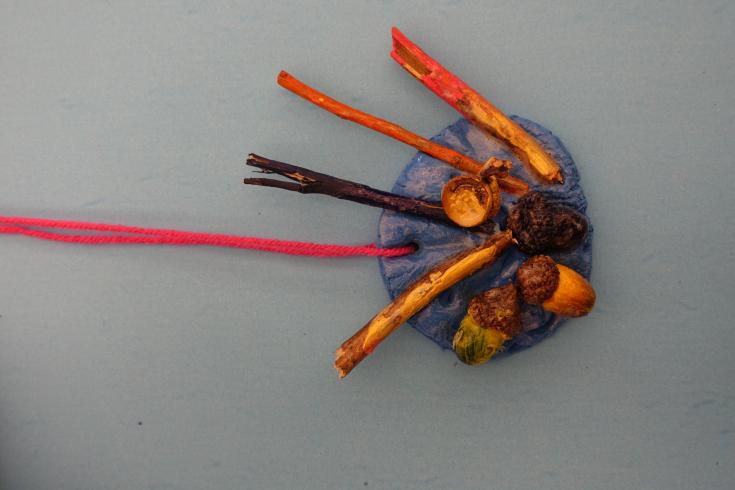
[506,191,588,254]
[467,283,522,336]
[441,175,500,228]
[506,191,556,254]
[550,206,589,251]
[515,255,559,304]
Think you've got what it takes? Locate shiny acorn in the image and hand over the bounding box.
[441,174,501,228]
[506,191,588,254]
[515,255,596,317]
[452,283,521,365]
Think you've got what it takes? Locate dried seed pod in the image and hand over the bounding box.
[441,175,501,228]
[516,255,596,317]
[452,284,521,365]
[506,191,588,254]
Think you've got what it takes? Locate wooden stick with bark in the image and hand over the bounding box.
[390,27,564,184]
[277,71,529,196]
[244,154,495,234]
[334,230,514,377]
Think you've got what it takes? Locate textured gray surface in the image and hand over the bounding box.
[1,2,734,489]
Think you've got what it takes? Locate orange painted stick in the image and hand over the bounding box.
[277,71,529,195]
[390,27,564,184]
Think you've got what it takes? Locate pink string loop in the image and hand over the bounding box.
[0,215,415,258]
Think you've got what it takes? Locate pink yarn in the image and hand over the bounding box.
[0,215,414,258]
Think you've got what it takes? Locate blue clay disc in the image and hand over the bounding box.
[377,116,592,355]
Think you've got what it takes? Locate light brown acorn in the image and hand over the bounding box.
[452,283,521,365]
[515,255,596,317]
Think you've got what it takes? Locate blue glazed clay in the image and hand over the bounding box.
[377,116,592,355]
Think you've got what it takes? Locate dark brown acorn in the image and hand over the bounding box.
[506,191,588,254]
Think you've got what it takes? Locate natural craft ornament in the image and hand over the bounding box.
[332,29,595,376]
[3,27,596,379]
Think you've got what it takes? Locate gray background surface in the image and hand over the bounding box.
[1,1,733,489]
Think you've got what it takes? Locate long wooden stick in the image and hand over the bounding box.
[390,27,564,184]
[334,230,513,377]
[244,154,496,234]
[277,71,529,196]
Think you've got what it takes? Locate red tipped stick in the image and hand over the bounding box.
[391,27,564,184]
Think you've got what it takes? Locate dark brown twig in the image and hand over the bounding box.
[244,154,495,234]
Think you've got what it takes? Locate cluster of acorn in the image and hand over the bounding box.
[442,188,596,366]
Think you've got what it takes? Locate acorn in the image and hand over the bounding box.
[452,283,521,365]
[506,191,588,254]
[515,255,595,317]
[441,174,501,228]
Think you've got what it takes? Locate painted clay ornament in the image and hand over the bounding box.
[242,28,596,377]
